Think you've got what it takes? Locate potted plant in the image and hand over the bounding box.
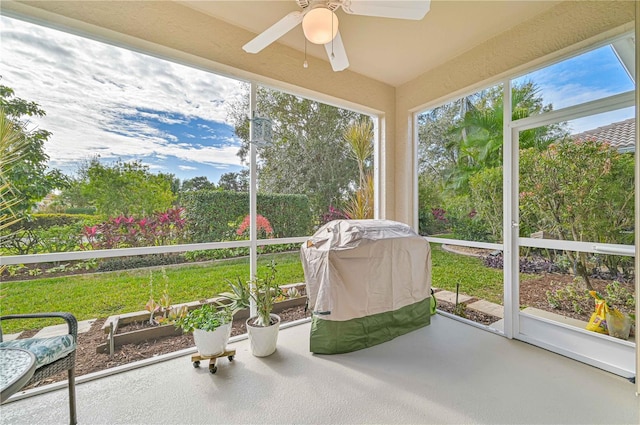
[216,276,251,319]
[246,261,282,357]
[175,304,232,356]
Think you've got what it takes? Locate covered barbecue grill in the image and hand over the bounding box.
[301,219,432,354]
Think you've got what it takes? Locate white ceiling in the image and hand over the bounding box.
[179,0,562,87]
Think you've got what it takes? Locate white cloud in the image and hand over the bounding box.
[515,45,634,112]
[567,107,635,134]
[533,80,622,111]
[0,16,246,174]
[178,165,198,171]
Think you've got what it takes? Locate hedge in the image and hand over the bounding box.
[64,207,97,215]
[5,213,102,232]
[182,190,313,242]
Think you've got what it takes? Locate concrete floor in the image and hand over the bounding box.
[1,314,638,424]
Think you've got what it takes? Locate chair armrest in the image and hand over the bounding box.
[0,313,78,342]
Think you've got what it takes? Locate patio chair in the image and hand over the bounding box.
[0,312,78,425]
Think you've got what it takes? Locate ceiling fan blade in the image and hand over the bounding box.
[243,11,304,54]
[324,31,349,72]
[341,0,431,20]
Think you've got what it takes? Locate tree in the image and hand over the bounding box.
[0,85,68,214]
[226,85,363,218]
[419,81,567,194]
[55,157,95,212]
[159,172,181,200]
[81,159,175,217]
[182,176,216,192]
[217,170,248,192]
[418,97,473,178]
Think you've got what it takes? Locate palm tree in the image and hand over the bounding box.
[0,107,29,273]
[446,81,567,192]
[343,119,374,219]
[1,107,28,227]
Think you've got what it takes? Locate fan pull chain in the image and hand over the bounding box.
[331,11,335,59]
[303,36,308,68]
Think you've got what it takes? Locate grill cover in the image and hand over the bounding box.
[301,219,431,354]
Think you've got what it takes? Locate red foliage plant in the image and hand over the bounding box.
[82,207,186,250]
[236,214,274,238]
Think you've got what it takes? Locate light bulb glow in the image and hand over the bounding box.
[302,8,338,45]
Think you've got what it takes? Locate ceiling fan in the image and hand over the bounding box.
[242,0,431,72]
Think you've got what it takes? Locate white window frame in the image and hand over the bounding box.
[415,31,637,379]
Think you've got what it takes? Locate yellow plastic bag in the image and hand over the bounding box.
[585,291,609,334]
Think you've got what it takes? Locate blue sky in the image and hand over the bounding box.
[513,43,635,132]
[0,15,246,183]
[0,16,635,184]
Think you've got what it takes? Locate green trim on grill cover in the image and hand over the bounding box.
[310,297,432,354]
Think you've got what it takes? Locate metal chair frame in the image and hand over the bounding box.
[0,312,78,425]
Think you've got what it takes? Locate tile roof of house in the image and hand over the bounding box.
[572,118,636,152]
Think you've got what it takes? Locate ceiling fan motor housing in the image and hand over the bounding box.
[297,0,340,12]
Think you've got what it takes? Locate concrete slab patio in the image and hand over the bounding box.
[1,314,637,424]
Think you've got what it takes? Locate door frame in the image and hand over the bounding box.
[504,83,636,378]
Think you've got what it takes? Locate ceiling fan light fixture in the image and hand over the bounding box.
[302,7,338,45]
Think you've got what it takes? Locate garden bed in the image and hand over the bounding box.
[520,272,635,335]
[97,283,307,355]
[25,303,310,389]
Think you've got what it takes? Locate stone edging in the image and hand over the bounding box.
[440,244,487,258]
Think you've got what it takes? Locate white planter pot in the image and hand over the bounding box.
[246,314,281,357]
[193,323,231,356]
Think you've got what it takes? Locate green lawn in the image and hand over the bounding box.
[431,244,536,304]
[1,253,304,333]
[431,244,504,303]
[2,246,531,333]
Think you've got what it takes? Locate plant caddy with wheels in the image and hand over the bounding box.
[175,304,235,374]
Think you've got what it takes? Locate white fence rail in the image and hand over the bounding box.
[0,237,309,266]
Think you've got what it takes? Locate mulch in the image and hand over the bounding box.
[25,305,310,389]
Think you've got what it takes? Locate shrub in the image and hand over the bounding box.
[451,214,492,242]
[418,174,447,235]
[182,190,313,242]
[10,213,99,229]
[545,282,589,314]
[604,281,635,311]
[483,252,560,274]
[520,139,634,290]
[35,224,85,253]
[236,214,274,239]
[97,254,184,272]
[320,205,349,225]
[418,207,449,236]
[1,214,102,255]
[546,280,635,316]
[441,194,493,242]
[469,167,503,241]
[83,207,186,250]
[257,243,300,254]
[183,248,250,262]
